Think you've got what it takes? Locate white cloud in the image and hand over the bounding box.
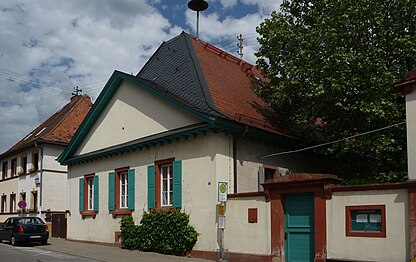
[0,0,182,153]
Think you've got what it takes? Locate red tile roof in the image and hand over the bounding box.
[189,36,293,137]
[2,95,92,156]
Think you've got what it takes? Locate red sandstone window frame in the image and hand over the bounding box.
[1,195,6,213]
[2,161,8,180]
[82,174,96,218]
[345,205,386,238]
[111,167,132,216]
[10,193,16,213]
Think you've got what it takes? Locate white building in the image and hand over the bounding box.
[0,95,91,238]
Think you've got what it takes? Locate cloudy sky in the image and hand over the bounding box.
[0,0,281,153]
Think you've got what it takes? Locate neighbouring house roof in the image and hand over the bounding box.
[138,32,293,137]
[58,32,299,164]
[0,95,92,159]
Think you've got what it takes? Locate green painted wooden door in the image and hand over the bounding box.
[284,193,314,262]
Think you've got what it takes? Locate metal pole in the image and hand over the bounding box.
[196,11,200,39]
[220,228,224,260]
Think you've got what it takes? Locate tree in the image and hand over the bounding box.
[255,0,416,183]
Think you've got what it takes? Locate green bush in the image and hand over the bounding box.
[120,209,199,256]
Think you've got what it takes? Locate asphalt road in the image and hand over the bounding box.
[0,238,210,262]
[0,241,99,262]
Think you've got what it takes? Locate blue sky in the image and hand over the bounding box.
[0,0,282,153]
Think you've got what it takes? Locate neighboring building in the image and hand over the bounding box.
[58,33,416,262]
[0,94,91,238]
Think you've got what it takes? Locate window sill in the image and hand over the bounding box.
[112,209,132,218]
[81,210,97,219]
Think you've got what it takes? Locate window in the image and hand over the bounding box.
[79,174,99,218]
[108,168,135,216]
[20,192,26,202]
[21,157,27,174]
[32,152,39,171]
[30,191,38,211]
[10,194,16,213]
[147,159,182,209]
[87,176,94,210]
[120,171,128,209]
[2,161,8,179]
[1,195,6,213]
[11,158,17,177]
[161,164,173,207]
[346,205,386,238]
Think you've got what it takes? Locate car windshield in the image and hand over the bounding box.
[17,217,44,225]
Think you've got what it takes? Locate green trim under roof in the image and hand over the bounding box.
[57,70,216,164]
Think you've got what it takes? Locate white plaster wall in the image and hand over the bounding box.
[236,139,332,193]
[43,145,66,171]
[17,172,40,209]
[76,81,201,155]
[406,91,416,180]
[67,133,233,252]
[326,190,408,262]
[0,178,18,222]
[42,172,69,211]
[225,196,271,255]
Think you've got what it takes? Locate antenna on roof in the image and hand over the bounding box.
[237,34,244,59]
[187,0,209,39]
[72,86,82,96]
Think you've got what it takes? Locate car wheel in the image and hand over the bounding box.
[41,240,47,245]
[10,235,18,246]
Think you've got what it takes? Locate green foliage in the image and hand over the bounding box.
[120,210,199,256]
[255,0,416,182]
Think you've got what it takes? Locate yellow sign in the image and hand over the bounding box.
[218,182,228,202]
[219,203,226,216]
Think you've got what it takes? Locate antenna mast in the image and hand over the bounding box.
[237,34,243,59]
[187,0,209,39]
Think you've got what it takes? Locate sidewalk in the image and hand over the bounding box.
[37,237,211,262]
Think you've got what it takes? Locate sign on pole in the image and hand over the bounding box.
[218,182,228,202]
[218,216,226,229]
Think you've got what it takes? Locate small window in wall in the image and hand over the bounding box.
[1,195,6,213]
[10,194,16,213]
[11,158,17,177]
[20,192,26,202]
[119,171,128,209]
[87,176,94,211]
[108,167,135,216]
[160,164,173,207]
[30,191,38,212]
[21,157,27,175]
[346,205,386,238]
[2,161,8,179]
[32,152,39,171]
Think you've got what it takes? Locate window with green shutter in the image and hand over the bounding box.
[147,165,155,209]
[93,175,99,212]
[173,160,182,208]
[127,169,135,210]
[79,178,84,212]
[108,172,115,211]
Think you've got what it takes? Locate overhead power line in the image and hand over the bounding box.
[259,121,406,159]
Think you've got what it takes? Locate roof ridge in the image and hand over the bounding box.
[42,95,89,140]
[182,33,229,119]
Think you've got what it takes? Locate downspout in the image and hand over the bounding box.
[35,142,43,218]
[233,126,248,194]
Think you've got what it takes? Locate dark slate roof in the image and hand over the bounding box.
[0,95,92,159]
[137,32,294,138]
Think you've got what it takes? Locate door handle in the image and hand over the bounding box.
[284,232,288,240]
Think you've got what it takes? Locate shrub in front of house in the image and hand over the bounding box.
[120,210,199,256]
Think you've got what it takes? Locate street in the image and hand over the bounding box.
[0,238,210,262]
[0,242,98,262]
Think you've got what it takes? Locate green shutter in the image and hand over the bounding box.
[93,175,99,212]
[147,165,155,209]
[79,178,84,212]
[128,169,135,211]
[173,160,182,208]
[108,172,115,211]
